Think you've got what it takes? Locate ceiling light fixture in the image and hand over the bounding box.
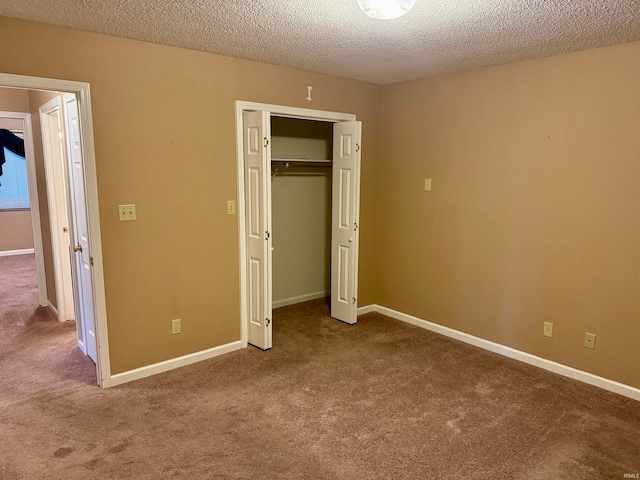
[356,0,417,19]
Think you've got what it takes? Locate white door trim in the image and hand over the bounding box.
[39,97,75,322]
[0,110,47,307]
[0,73,110,388]
[235,101,357,347]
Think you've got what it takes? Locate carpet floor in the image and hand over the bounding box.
[1,255,639,479]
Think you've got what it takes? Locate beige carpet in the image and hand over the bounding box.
[1,255,639,479]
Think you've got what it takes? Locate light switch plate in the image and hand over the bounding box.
[424,179,432,191]
[118,204,137,221]
[227,200,236,215]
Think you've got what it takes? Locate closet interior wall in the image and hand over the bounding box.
[270,117,333,308]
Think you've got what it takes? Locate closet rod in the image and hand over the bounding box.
[271,161,332,169]
[271,158,332,164]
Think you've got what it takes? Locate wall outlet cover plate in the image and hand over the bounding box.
[171,318,181,335]
[584,332,596,349]
[543,322,553,337]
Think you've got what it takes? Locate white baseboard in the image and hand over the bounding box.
[358,304,640,402]
[47,301,59,318]
[356,304,376,315]
[273,290,329,309]
[107,340,243,387]
[0,248,35,257]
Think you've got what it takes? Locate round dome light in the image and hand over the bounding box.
[356,0,417,19]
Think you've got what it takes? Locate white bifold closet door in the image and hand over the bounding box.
[330,121,362,325]
[244,114,361,349]
[244,111,273,350]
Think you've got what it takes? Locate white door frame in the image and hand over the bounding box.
[0,73,110,387]
[235,101,356,348]
[0,110,47,306]
[39,97,75,322]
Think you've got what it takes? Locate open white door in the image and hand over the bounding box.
[331,121,362,324]
[244,111,272,350]
[40,99,75,322]
[62,93,97,363]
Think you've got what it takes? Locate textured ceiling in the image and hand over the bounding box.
[1,1,639,84]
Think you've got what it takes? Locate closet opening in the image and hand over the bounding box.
[270,117,333,311]
[236,101,362,351]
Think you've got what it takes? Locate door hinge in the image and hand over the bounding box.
[265,231,270,240]
[90,257,94,266]
[356,143,360,152]
[264,138,269,148]
[354,222,358,231]
[352,297,357,304]
[266,318,271,326]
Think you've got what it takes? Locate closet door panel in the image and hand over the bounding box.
[331,121,362,324]
[244,110,272,349]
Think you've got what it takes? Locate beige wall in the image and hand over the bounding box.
[0,211,34,251]
[377,41,640,389]
[0,89,34,252]
[271,118,332,304]
[0,87,29,111]
[0,17,381,374]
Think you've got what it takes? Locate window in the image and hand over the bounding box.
[0,132,30,210]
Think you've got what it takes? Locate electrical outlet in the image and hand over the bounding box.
[227,200,236,215]
[584,332,596,350]
[171,319,181,335]
[118,204,137,221]
[543,322,553,337]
